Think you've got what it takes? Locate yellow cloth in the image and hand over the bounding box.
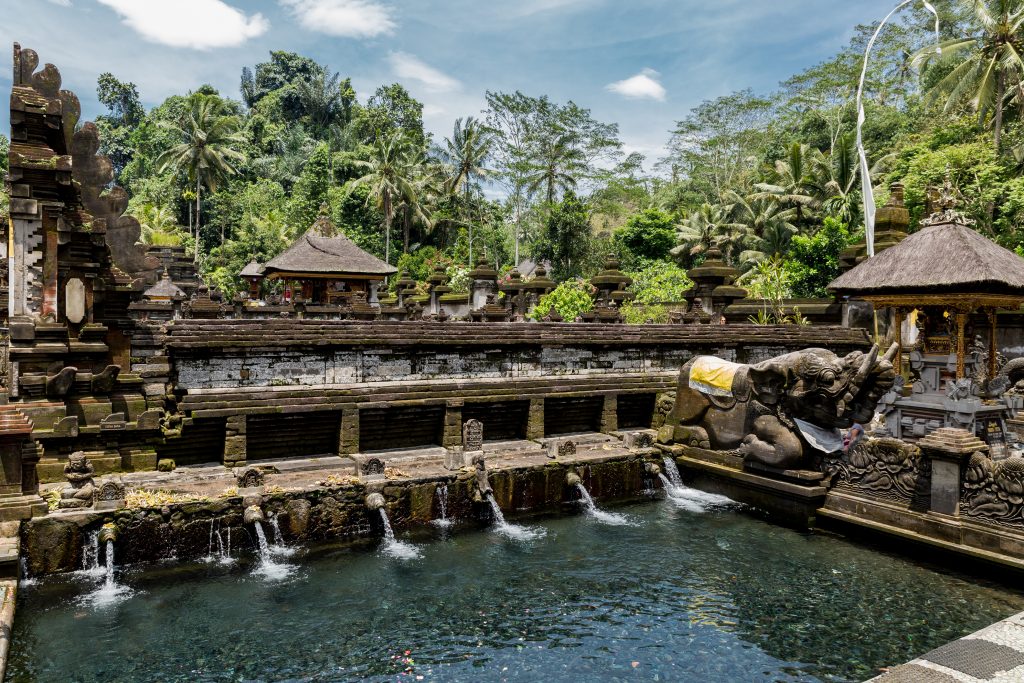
[689,356,740,397]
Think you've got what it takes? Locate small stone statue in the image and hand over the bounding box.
[59,451,96,509]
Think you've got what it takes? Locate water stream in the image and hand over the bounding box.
[432,483,452,529]
[268,515,297,557]
[252,521,296,581]
[79,539,131,607]
[378,509,423,560]
[660,457,736,512]
[204,519,233,565]
[486,492,545,541]
[574,482,634,525]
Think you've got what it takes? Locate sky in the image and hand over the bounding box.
[1,0,899,168]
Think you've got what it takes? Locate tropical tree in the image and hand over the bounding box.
[913,0,1024,152]
[671,202,737,262]
[437,117,495,264]
[132,203,185,247]
[348,130,421,264]
[815,132,860,224]
[526,131,588,209]
[752,142,823,223]
[296,70,343,139]
[157,93,245,262]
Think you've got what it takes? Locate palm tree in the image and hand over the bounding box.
[912,0,1024,152]
[752,142,823,224]
[132,203,184,247]
[815,132,860,224]
[157,94,245,263]
[526,131,587,209]
[437,117,495,265]
[296,70,342,140]
[724,191,799,270]
[348,130,421,265]
[671,203,739,261]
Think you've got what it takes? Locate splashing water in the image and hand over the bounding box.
[203,519,234,565]
[486,493,545,541]
[19,557,36,587]
[574,483,634,526]
[378,509,422,560]
[663,457,684,488]
[252,522,296,581]
[78,531,104,579]
[80,540,132,608]
[432,483,452,529]
[268,515,297,558]
[658,472,736,513]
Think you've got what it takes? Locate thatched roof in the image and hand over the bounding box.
[239,260,265,278]
[264,211,396,279]
[829,221,1024,296]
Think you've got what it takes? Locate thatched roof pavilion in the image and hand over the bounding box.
[829,218,1024,381]
[262,206,396,304]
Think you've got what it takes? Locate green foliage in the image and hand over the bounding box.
[530,279,594,321]
[626,262,693,304]
[534,190,592,281]
[396,247,440,284]
[621,302,668,325]
[613,208,676,265]
[287,142,332,232]
[786,217,853,297]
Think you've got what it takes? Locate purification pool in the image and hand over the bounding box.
[8,493,1024,683]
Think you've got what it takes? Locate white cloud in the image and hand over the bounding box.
[281,0,395,38]
[46,0,72,6]
[606,68,667,101]
[388,52,460,92]
[96,0,268,50]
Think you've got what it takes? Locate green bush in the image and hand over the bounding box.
[530,279,594,321]
[626,262,693,304]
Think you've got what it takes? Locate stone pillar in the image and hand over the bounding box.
[527,398,545,440]
[918,427,988,517]
[223,414,247,467]
[955,311,968,380]
[339,407,360,455]
[443,401,463,449]
[601,394,618,433]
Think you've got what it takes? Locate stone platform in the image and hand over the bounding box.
[870,611,1024,682]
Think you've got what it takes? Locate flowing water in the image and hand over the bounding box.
[486,492,545,541]
[573,482,634,526]
[251,521,296,581]
[378,508,423,560]
[11,500,1024,682]
[78,539,132,608]
[660,457,737,512]
[203,519,233,565]
[268,515,297,557]
[432,483,452,529]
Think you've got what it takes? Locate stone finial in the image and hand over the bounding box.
[918,427,988,458]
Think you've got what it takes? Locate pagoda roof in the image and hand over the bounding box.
[264,210,397,279]
[240,260,265,278]
[829,221,1024,299]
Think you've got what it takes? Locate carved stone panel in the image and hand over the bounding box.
[463,419,484,452]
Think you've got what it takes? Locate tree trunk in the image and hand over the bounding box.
[383,190,392,266]
[996,69,1005,153]
[403,206,410,254]
[466,176,473,267]
[194,179,202,265]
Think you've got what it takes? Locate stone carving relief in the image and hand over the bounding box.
[463,419,484,452]
[822,437,927,504]
[962,453,1024,525]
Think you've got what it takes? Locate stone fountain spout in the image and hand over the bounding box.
[471,453,493,501]
[243,505,266,525]
[98,523,118,544]
[565,470,582,487]
[365,492,386,511]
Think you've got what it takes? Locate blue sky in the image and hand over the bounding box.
[2,0,898,166]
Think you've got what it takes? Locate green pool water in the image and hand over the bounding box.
[7,494,1023,682]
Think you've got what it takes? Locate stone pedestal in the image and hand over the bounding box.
[443,402,464,449]
[527,399,545,441]
[919,427,988,517]
[223,414,247,467]
[339,408,359,455]
[601,395,618,433]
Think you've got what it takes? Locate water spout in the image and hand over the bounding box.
[365,492,386,510]
[244,505,266,525]
[574,483,633,526]
[79,531,131,607]
[485,493,545,541]
[268,515,296,557]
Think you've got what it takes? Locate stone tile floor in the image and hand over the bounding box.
[870,612,1024,682]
